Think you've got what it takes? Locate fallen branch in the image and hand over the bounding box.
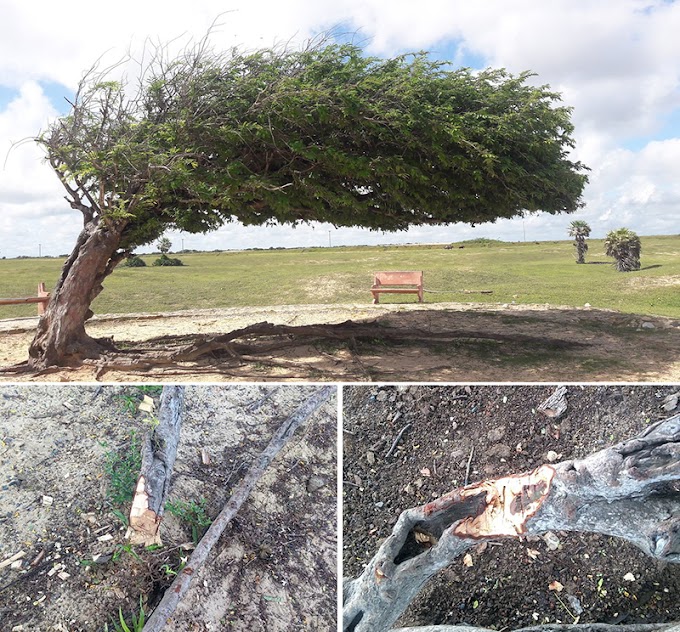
[343,413,680,632]
[127,386,185,545]
[143,385,335,632]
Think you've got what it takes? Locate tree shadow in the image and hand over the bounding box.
[640,264,662,271]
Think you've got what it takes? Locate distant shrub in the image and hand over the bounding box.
[124,255,147,267]
[152,254,184,267]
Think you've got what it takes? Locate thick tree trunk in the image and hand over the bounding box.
[343,413,680,632]
[28,217,127,369]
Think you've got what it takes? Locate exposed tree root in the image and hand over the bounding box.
[343,413,680,632]
[43,319,589,379]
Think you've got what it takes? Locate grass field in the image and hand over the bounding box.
[1,235,678,319]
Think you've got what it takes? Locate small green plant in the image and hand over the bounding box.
[137,385,163,396]
[112,543,143,564]
[104,431,142,505]
[116,393,139,415]
[165,498,212,544]
[107,596,146,632]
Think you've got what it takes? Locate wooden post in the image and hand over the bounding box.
[37,283,49,315]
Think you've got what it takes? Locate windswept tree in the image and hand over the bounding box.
[604,227,641,271]
[567,219,591,263]
[28,38,588,369]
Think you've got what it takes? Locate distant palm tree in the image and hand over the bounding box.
[604,228,641,272]
[568,220,591,264]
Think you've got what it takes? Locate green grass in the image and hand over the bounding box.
[1,234,678,319]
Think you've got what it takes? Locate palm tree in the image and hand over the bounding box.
[604,228,641,272]
[568,220,591,264]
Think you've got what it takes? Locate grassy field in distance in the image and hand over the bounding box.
[0,234,678,319]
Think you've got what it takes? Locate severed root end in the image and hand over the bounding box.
[126,475,162,546]
[453,465,555,538]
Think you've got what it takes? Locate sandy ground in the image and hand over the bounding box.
[0,385,337,631]
[1,302,679,382]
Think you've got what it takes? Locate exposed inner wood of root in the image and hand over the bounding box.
[343,413,680,632]
[127,386,185,546]
[143,385,335,632]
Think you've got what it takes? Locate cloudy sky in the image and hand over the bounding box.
[1,0,678,258]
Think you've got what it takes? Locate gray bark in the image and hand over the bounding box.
[343,413,680,632]
[127,386,185,545]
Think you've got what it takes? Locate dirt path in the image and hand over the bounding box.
[0,385,337,631]
[1,303,678,382]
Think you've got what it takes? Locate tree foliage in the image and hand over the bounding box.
[40,40,589,255]
[157,237,172,254]
[604,227,641,272]
[568,219,591,264]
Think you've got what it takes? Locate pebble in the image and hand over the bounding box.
[306,476,326,494]
[641,321,655,329]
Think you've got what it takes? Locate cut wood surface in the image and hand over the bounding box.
[343,413,680,632]
[127,386,185,545]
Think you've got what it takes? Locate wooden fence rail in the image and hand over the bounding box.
[0,283,50,314]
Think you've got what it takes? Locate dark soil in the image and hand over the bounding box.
[342,384,680,628]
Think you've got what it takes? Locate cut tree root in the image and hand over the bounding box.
[127,386,185,546]
[143,385,335,632]
[343,413,680,632]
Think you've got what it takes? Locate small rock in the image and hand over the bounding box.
[487,426,506,442]
[376,391,387,402]
[487,444,511,458]
[306,476,326,494]
[10,560,23,570]
[661,393,679,412]
[584,303,591,308]
[623,572,636,582]
[641,321,655,329]
[546,450,560,463]
[97,534,113,543]
[366,451,375,465]
[542,531,561,551]
[374,501,384,509]
[41,496,54,507]
[567,594,584,615]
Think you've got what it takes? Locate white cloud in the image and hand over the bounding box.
[0,0,678,259]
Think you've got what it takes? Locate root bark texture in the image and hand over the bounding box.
[343,414,680,632]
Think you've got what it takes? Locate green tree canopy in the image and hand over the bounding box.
[42,41,588,251]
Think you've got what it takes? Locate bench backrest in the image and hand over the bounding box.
[373,271,423,286]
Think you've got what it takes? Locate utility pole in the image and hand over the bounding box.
[38,243,42,257]
[328,230,332,248]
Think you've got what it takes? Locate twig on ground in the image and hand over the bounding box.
[385,424,411,458]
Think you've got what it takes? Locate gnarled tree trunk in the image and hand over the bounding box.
[28,216,128,369]
[343,413,680,632]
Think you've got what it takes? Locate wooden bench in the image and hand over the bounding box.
[0,283,50,314]
[371,271,424,304]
